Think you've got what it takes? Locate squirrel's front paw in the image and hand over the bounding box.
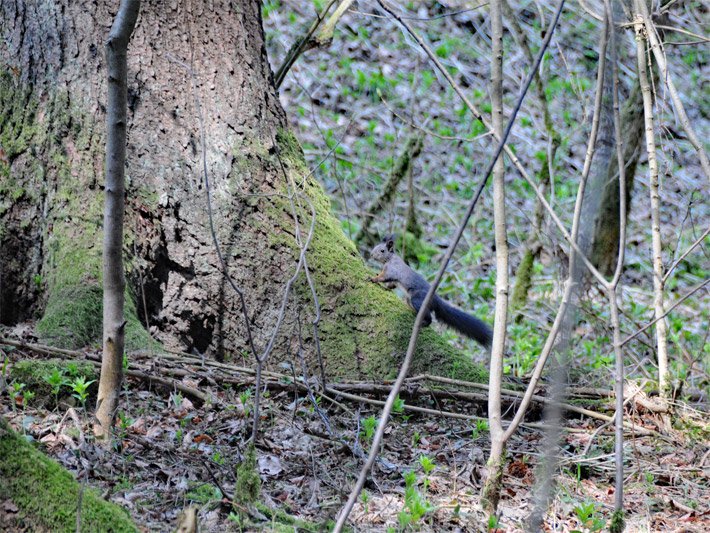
[370,276,379,283]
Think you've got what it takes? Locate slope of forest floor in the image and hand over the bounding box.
[1,334,708,531]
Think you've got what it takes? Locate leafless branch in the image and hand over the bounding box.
[621,278,709,347]
[663,226,710,284]
[274,0,340,88]
[637,1,710,182]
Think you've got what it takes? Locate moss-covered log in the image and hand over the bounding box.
[0,417,137,532]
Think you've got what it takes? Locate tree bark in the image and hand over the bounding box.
[634,7,669,396]
[95,0,140,441]
[590,81,643,276]
[0,0,482,383]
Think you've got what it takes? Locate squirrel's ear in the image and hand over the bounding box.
[385,237,394,251]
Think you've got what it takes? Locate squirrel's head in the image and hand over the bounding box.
[370,235,396,263]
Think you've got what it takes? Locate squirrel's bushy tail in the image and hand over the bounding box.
[433,296,492,348]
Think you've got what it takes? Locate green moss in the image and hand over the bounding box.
[186,483,222,505]
[234,443,261,505]
[252,501,335,532]
[37,281,151,350]
[231,442,335,531]
[398,231,438,266]
[273,130,487,382]
[0,417,138,532]
[511,248,535,315]
[0,71,39,160]
[37,285,102,348]
[608,509,625,533]
[2,71,149,350]
[28,88,151,351]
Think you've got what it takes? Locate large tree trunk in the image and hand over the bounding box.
[0,0,483,382]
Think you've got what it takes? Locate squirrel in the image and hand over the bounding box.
[369,236,493,348]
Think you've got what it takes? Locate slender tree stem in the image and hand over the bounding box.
[605,0,627,519]
[481,0,508,514]
[634,4,669,396]
[95,0,140,441]
[636,1,710,183]
[502,6,609,442]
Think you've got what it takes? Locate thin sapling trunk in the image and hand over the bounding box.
[95,0,140,440]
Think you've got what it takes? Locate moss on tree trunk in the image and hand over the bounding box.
[0,70,149,350]
[257,130,488,382]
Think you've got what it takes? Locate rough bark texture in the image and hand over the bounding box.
[0,0,484,382]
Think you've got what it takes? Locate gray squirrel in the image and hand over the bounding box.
[370,236,492,348]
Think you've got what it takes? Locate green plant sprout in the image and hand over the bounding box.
[69,376,95,410]
[45,368,67,408]
[360,415,377,442]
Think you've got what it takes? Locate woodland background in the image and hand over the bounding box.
[0,0,708,531]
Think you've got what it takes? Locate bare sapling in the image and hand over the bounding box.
[95,0,140,441]
[633,3,669,399]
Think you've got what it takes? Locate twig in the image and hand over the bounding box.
[620,279,710,346]
[654,24,710,43]
[383,0,611,291]
[663,225,710,284]
[325,388,486,422]
[379,90,492,143]
[295,313,332,435]
[123,368,208,403]
[202,459,234,502]
[329,381,618,422]
[273,0,348,88]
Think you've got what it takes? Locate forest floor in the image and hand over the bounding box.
[1,330,708,532]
